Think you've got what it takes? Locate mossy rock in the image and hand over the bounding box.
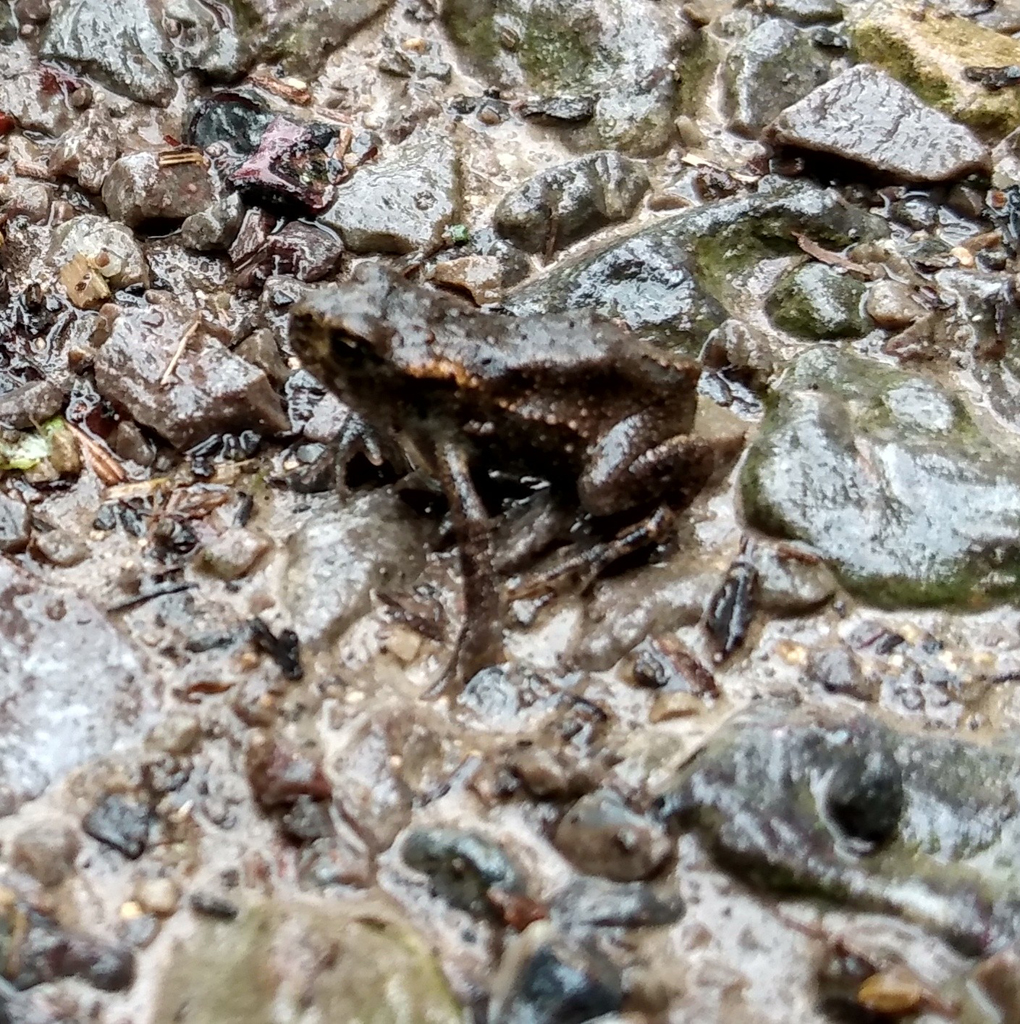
[849,0,1020,139]
[766,262,870,339]
[153,898,463,1024]
[742,347,1020,607]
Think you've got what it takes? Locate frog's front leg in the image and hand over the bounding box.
[435,438,504,689]
[578,414,723,517]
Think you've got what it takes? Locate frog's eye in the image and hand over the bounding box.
[820,745,904,854]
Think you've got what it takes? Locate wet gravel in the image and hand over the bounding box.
[4,0,1020,1022]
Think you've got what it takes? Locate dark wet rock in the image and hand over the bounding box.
[553,789,671,883]
[490,922,624,1024]
[442,0,687,155]
[82,794,153,860]
[94,300,289,449]
[767,65,990,182]
[0,381,64,431]
[506,746,598,801]
[0,896,134,991]
[0,560,161,810]
[187,91,344,213]
[742,347,1020,606]
[161,0,251,79]
[554,878,685,928]
[320,126,459,254]
[245,731,331,807]
[152,898,459,1024]
[281,489,430,648]
[51,215,148,290]
[102,152,216,229]
[0,3,16,40]
[888,193,938,231]
[660,699,1020,955]
[518,95,597,126]
[403,828,524,917]
[766,262,870,339]
[806,647,878,701]
[865,278,926,329]
[505,180,885,353]
[48,108,119,192]
[179,194,245,252]
[493,151,648,254]
[0,492,30,553]
[849,0,1020,137]
[723,19,831,138]
[40,0,174,104]
[11,819,80,886]
[234,221,344,288]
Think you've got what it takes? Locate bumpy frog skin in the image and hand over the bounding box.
[290,263,735,682]
[659,700,1020,956]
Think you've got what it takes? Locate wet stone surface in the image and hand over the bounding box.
[7,0,1020,1020]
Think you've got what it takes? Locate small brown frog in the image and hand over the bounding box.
[290,262,738,684]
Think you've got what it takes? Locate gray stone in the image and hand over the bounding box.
[320,127,459,254]
[0,559,161,809]
[553,790,672,883]
[767,262,870,339]
[180,194,245,252]
[742,347,1020,606]
[51,215,148,290]
[0,380,65,430]
[442,0,689,155]
[0,492,30,553]
[102,151,217,229]
[505,180,886,353]
[723,19,831,137]
[494,151,649,254]
[41,0,175,105]
[768,64,990,182]
[747,0,842,22]
[94,300,289,449]
[280,489,430,647]
[48,108,120,193]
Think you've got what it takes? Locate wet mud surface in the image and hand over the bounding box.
[4,0,1020,1022]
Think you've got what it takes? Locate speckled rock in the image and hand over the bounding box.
[768,64,990,182]
[102,151,217,229]
[442,0,689,155]
[723,18,831,137]
[51,215,148,290]
[320,127,459,254]
[94,300,289,449]
[40,0,175,104]
[742,347,1020,606]
[0,559,161,810]
[494,151,648,254]
[280,489,430,648]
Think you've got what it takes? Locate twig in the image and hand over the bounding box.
[67,422,127,485]
[160,318,201,386]
[107,582,196,613]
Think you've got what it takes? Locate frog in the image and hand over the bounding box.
[289,262,739,684]
[657,699,1020,957]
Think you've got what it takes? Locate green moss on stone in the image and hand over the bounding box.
[850,0,1020,137]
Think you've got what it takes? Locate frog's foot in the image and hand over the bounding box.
[334,409,407,491]
[508,505,676,601]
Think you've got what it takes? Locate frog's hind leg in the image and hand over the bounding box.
[434,439,504,691]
